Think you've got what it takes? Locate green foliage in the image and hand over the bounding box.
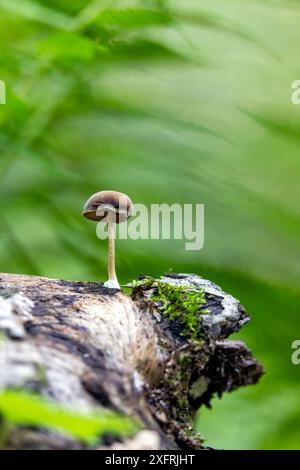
[133,277,207,341]
[0,390,139,444]
[95,7,172,30]
[0,0,300,449]
[39,32,101,62]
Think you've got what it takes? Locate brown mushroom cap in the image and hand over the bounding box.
[82,190,133,223]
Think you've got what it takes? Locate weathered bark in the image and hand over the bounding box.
[0,272,263,450]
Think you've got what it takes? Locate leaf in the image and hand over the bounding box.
[241,109,300,142]
[0,0,74,30]
[175,10,274,55]
[108,37,194,62]
[0,390,139,444]
[39,32,105,62]
[95,7,172,30]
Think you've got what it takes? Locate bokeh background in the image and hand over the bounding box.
[0,0,300,449]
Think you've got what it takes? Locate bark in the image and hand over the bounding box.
[0,272,263,450]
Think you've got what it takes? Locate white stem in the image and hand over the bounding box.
[104,215,120,289]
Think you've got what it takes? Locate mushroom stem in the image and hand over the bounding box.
[105,215,120,289]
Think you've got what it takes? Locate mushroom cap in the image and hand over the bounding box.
[82,190,133,223]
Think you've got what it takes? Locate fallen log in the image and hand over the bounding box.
[0,272,263,450]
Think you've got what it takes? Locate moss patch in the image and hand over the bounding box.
[132,277,207,342]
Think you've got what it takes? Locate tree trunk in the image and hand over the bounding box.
[0,272,263,450]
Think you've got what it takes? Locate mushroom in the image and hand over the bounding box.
[82,190,133,289]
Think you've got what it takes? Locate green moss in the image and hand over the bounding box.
[132,277,207,341]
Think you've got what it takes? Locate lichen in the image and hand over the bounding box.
[132,277,208,342]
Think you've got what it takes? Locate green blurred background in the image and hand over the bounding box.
[0,0,300,449]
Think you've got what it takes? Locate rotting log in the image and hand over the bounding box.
[0,272,263,450]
